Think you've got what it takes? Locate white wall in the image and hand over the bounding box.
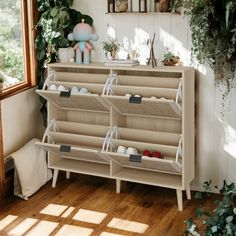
[74,0,236,190]
[1,88,43,157]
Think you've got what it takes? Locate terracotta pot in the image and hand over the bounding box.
[119,2,128,12]
[159,0,170,12]
[111,47,117,59]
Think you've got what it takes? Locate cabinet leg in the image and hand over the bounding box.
[66,171,70,179]
[52,169,59,188]
[176,189,183,211]
[116,179,121,193]
[186,184,191,200]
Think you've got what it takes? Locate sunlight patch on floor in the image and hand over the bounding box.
[0,215,18,231]
[107,217,149,234]
[55,224,93,236]
[25,220,58,236]
[8,218,38,236]
[61,207,75,218]
[40,204,68,217]
[1,204,150,235]
[100,232,125,236]
[73,209,107,224]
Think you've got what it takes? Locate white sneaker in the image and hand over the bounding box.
[48,84,57,91]
[126,147,138,155]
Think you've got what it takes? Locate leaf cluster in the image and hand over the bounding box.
[185,181,236,236]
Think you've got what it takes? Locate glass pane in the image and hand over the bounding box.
[0,0,25,89]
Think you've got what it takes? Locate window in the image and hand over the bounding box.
[0,0,36,97]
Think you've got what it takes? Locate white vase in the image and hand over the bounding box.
[58,47,75,63]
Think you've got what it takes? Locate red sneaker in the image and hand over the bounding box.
[143,150,151,157]
[152,151,164,159]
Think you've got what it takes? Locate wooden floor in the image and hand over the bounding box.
[0,173,215,236]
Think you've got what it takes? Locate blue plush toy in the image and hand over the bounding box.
[68,19,98,64]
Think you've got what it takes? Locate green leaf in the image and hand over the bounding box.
[37,49,46,60]
[194,192,203,200]
[59,38,69,47]
[51,7,58,17]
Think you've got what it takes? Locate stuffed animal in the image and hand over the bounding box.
[68,19,98,64]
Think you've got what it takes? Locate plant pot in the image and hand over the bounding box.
[111,47,117,60]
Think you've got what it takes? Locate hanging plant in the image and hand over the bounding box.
[179,0,236,87]
[35,0,93,125]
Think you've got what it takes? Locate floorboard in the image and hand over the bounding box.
[0,173,216,236]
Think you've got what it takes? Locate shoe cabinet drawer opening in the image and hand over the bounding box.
[53,72,109,84]
[42,120,109,150]
[53,120,110,138]
[104,139,181,174]
[103,95,181,118]
[36,89,109,112]
[110,127,180,146]
[115,74,181,89]
[107,139,178,159]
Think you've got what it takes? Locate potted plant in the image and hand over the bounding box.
[102,40,120,60]
[162,50,180,66]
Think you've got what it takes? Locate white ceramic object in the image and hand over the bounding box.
[134,94,141,98]
[58,47,75,63]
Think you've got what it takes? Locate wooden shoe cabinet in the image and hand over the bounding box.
[36,63,195,211]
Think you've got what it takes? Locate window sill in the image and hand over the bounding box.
[0,83,37,100]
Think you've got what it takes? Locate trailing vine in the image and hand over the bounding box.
[35,0,93,125]
[181,0,236,80]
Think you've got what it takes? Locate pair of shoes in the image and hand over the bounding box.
[71,86,90,94]
[143,150,164,159]
[117,146,138,155]
[125,94,141,98]
[49,84,69,92]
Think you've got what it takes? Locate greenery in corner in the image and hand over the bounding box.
[179,0,236,88]
[184,180,236,236]
[35,0,93,125]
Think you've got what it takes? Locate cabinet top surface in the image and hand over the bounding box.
[48,62,194,73]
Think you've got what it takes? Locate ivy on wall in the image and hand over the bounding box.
[181,0,236,85]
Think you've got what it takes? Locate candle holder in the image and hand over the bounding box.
[139,0,147,12]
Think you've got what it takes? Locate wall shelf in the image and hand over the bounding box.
[105,12,181,15]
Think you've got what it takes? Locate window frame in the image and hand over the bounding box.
[0,0,37,200]
[0,0,37,99]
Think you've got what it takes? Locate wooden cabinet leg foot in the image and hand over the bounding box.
[66,171,70,179]
[116,179,121,193]
[186,184,191,200]
[176,189,183,211]
[52,169,59,188]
